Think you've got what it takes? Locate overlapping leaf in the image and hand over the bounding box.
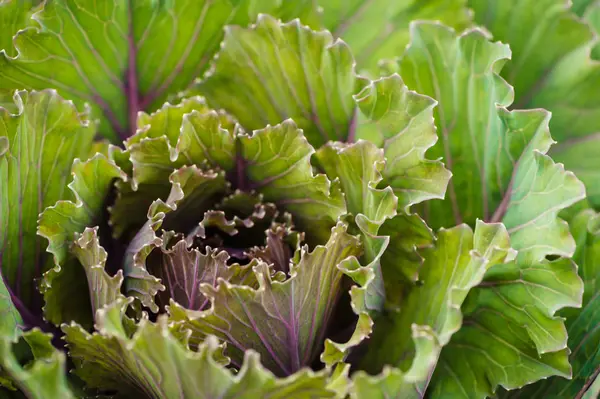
[319,0,472,74]
[0,89,95,317]
[123,165,228,312]
[169,222,362,377]
[430,255,583,398]
[64,298,335,398]
[109,96,234,239]
[119,106,348,319]
[114,98,237,310]
[348,75,451,305]
[0,329,74,399]
[468,0,600,207]
[198,14,357,148]
[358,23,587,397]
[0,0,41,57]
[239,120,347,245]
[354,222,515,397]
[199,14,451,311]
[0,0,320,141]
[150,240,255,312]
[38,154,127,328]
[500,209,600,398]
[382,22,587,259]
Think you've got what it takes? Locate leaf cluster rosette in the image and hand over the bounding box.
[0,1,596,398]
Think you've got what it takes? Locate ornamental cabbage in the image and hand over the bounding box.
[0,1,597,398]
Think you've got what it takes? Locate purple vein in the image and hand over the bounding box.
[16,114,24,299]
[3,269,41,330]
[63,2,124,89]
[265,25,330,144]
[237,298,291,375]
[489,158,519,223]
[296,26,333,143]
[574,365,600,399]
[303,250,341,366]
[187,255,200,310]
[33,99,49,300]
[51,24,127,139]
[288,282,301,371]
[140,0,209,110]
[126,0,140,139]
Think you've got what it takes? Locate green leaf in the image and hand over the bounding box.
[0,0,42,58]
[383,22,586,259]
[355,222,515,396]
[374,23,586,397]
[169,222,362,377]
[64,298,335,398]
[71,227,126,315]
[0,0,320,141]
[110,97,235,239]
[468,0,600,207]
[38,154,127,327]
[317,141,396,225]
[150,240,255,312]
[320,0,471,75]
[0,329,74,399]
[501,209,600,398]
[0,280,20,341]
[353,75,451,213]
[350,75,451,306]
[316,140,396,313]
[123,165,228,312]
[128,96,236,186]
[584,3,600,60]
[198,14,358,147]
[0,89,95,312]
[572,0,597,15]
[349,329,437,399]
[239,120,347,245]
[430,256,583,398]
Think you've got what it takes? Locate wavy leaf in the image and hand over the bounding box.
[110,97,234,239]
[369,23,587,396]
[316,140,396,313]
[383,22,587,259]
[0,0,42,57]
[0,0,319,141]
[239,120,347,245]
[354,75,451,212]
[169,223,362,377]
[150,240,255,312]
[71,227,125,315]
[123,165,228,312]
[468,0,600,207]
[38,154,126,327]
[430,256,583,397]
[501,209,600,398]
[64,298,335,398]
[356,221,514,396]
[320,0,471,75]
[198,14,358,147]
[0,329,74,399]
[0,89,95,316]
[349,75,451,307]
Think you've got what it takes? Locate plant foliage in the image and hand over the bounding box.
[0,1,598,398]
